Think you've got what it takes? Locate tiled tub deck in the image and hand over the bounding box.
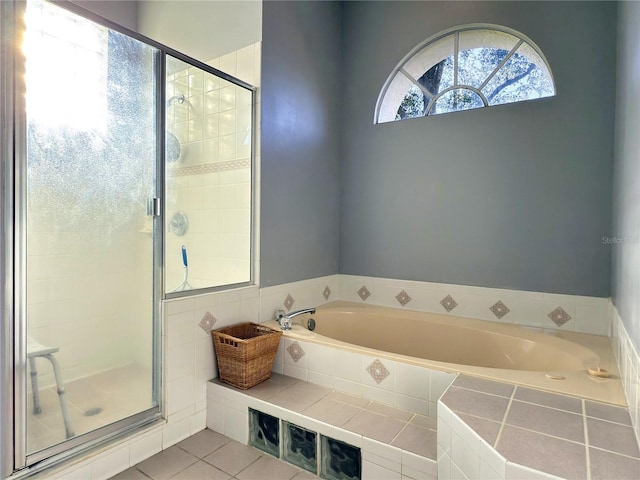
[207,373,640,480]
[439,375,640,480]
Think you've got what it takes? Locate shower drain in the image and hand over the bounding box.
[83,407,103,417]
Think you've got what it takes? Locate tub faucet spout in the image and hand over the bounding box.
[276,307,316,330]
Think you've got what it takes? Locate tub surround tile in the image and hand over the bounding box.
[366,358,391,384]
[284,294,295,311]
[490,300,510,319]
[452,374,515,398]
[270,382,331,412]
[440,381,640,480]
[548,306,572,327]
[343,410,406,444]
[440,294,458,312]
[585,400,633,425]
[505,401,585,443]
[410,413,438,430]
[391,423,437,459]
[440,386,510,422]
[395,290,412,307]
[587,417,640,458]
[365,401,413,422]
[457,413,501,446]
[589,447,640,480]
[326,390,371,408]
[287,341,306,363]
[357,285,371,301]
[496,426,587,480]
[323,285,332,301]
[514,386,582,414]
[301,398,360,427]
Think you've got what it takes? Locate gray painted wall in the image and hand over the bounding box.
[260,1,341,286]
[612,1,640,350]
[340,1,616,297]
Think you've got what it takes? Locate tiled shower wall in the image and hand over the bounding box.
[165,42,260,289]
[27,204,152,390]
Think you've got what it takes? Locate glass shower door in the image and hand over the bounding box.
[23,0,159,457]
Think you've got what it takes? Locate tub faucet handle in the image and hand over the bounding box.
[275,310,290,330]
[276,307,316,330]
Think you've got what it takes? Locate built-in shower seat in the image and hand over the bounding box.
[27,337,74,438]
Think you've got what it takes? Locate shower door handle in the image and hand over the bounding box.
[147,198,161,217]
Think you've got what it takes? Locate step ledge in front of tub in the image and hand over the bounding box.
[206,373,438,480]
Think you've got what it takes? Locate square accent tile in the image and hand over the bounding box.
[396,290,411,307]
[548,307,572,326]
[489,300,510,319]
[287,341,305,363]
[199,312,218,333]
[323,285,332,301]
[366,359,390,384]
[357,285,371,302]
[284,294,295,311]
[440,295,458,312]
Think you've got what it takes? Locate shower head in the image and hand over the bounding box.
[167,94,185,107]
[165,132,181,163]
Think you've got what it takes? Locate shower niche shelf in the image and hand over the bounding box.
[248,408,361,480]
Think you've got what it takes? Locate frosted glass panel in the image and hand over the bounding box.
[24,0,157,454]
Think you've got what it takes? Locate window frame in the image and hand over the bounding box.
[375,23,556,123]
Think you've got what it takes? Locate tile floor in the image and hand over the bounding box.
[109,429,319,480]
[28,365,152,453]
[441,374,640,479]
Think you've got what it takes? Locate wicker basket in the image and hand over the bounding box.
[212,322,282,389]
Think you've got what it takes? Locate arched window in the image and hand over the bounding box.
[375,24,555,123]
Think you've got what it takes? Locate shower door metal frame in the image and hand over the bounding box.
[2,0,257,476]
[4,0,167,474]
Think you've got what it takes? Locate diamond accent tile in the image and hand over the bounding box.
[489,300,510,319]
[440,295,458,312]
[323,285,332,301]
[284,294,295,311]
[357,285,371,302]
[199,311,218,333]
[287,341,305,363]
[548,307,572,327]
[367,359,390,384]
[395,290,411,307]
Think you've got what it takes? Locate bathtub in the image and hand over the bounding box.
[272,301,625,405]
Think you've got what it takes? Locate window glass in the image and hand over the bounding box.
[376,25,555,123]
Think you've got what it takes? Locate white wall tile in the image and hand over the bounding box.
[363,460,402,480]
[402,450,437,479]
[395,362,430,400]
[129,428,163,465]
[430,370,457,402]
[362,437,402,472]
[162,415,191,448]
[90,446,130,480]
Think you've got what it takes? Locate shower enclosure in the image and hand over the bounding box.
[1,0,254,474]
